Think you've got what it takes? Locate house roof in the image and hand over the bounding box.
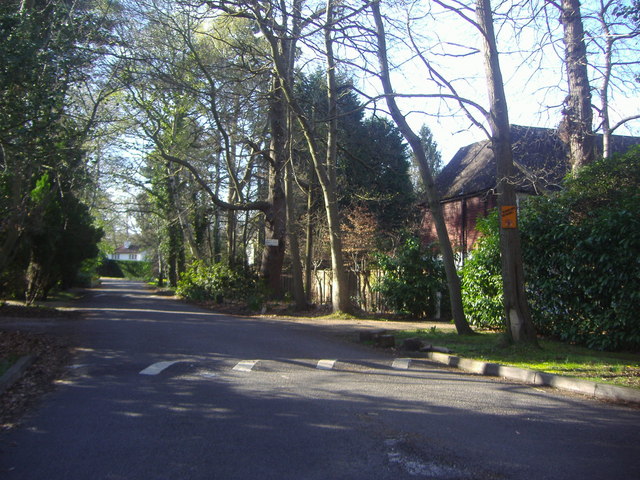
[436,125,640,201]
[114,245,143,254]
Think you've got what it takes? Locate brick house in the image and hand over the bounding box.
[421,125,639,261]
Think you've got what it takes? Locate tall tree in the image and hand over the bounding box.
[116,2,284,285]
[0,0,107,298]
[371,0,473,335]
[475,0,537,344]
[214,0,354,312]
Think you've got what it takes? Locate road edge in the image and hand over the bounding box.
[424,351,640,405]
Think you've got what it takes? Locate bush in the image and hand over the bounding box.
[176,260,264,306]
[459,213,504,329]
[460,148,640,350]
[373,236,446,318]
[521,148,640,350]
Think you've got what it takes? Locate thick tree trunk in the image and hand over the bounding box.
[560,0,594,171]
[252,0,353,313]
[476,0,537,344]
[259,78,288,297]
[371,1,473,334]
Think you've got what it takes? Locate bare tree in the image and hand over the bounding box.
[371,1,473,335]
[557,0,596,171]
[592,0,640,157]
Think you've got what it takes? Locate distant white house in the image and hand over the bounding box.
[108,242,148,262]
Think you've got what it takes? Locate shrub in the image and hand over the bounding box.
[521,148,640,350]
[459,213,504,329]
[373,236,446,318]
[176,260,264,306]
[460,147,640,350]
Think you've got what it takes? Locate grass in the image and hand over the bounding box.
[396,328,640,390]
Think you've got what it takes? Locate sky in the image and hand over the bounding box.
[350,0,640,164]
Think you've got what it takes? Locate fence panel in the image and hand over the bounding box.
[280,268,388,313]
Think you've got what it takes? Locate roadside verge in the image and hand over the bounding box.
[424,351,640,405]
[0,355,35,395]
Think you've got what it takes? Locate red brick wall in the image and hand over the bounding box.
[420,193,497,259]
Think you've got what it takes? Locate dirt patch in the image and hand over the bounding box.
[0,303,81,319]
[1,309,76,430]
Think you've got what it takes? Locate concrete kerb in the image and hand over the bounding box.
[0,355,35,395]
[424,351,640,405]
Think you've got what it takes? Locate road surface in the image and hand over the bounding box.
[1,279,638,479]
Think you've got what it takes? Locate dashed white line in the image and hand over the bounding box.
[140,360,183,375]
[392,358,412,370]
[233,360,259,372]
[316,359,337,370]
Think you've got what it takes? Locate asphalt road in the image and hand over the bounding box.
[1,279,639,479]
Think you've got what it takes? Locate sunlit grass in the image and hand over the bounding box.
[396,329,640,389]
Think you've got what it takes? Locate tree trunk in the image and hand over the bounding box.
[304,182,315,302]
[476,0,538,344]
[321,0,353,314]
[285,159,308,309]
[560,0,594,172]
[259,76,288,297]
[252,0,353,313]
[599,22,613,159]
[371,0,473,335]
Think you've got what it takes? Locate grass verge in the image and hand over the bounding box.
[396,328,640,390]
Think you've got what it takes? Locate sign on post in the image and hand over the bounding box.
[265,238,279,247]
[501,206,517,229]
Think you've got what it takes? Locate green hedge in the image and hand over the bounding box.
[99,259,152,280]
[460,148,640,350]
[459,213,504,330]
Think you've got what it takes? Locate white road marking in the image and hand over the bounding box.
[139,360,183,375]
[233,360,258,372]
[392,358,411,370]
[316,359,337,370]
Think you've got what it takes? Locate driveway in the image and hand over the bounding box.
[1,278,638,479]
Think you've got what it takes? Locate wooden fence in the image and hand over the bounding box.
[281,268,387,312]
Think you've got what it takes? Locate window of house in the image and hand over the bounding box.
[129,254,137,260]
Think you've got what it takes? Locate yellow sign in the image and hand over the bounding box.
[501,206,517,229]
